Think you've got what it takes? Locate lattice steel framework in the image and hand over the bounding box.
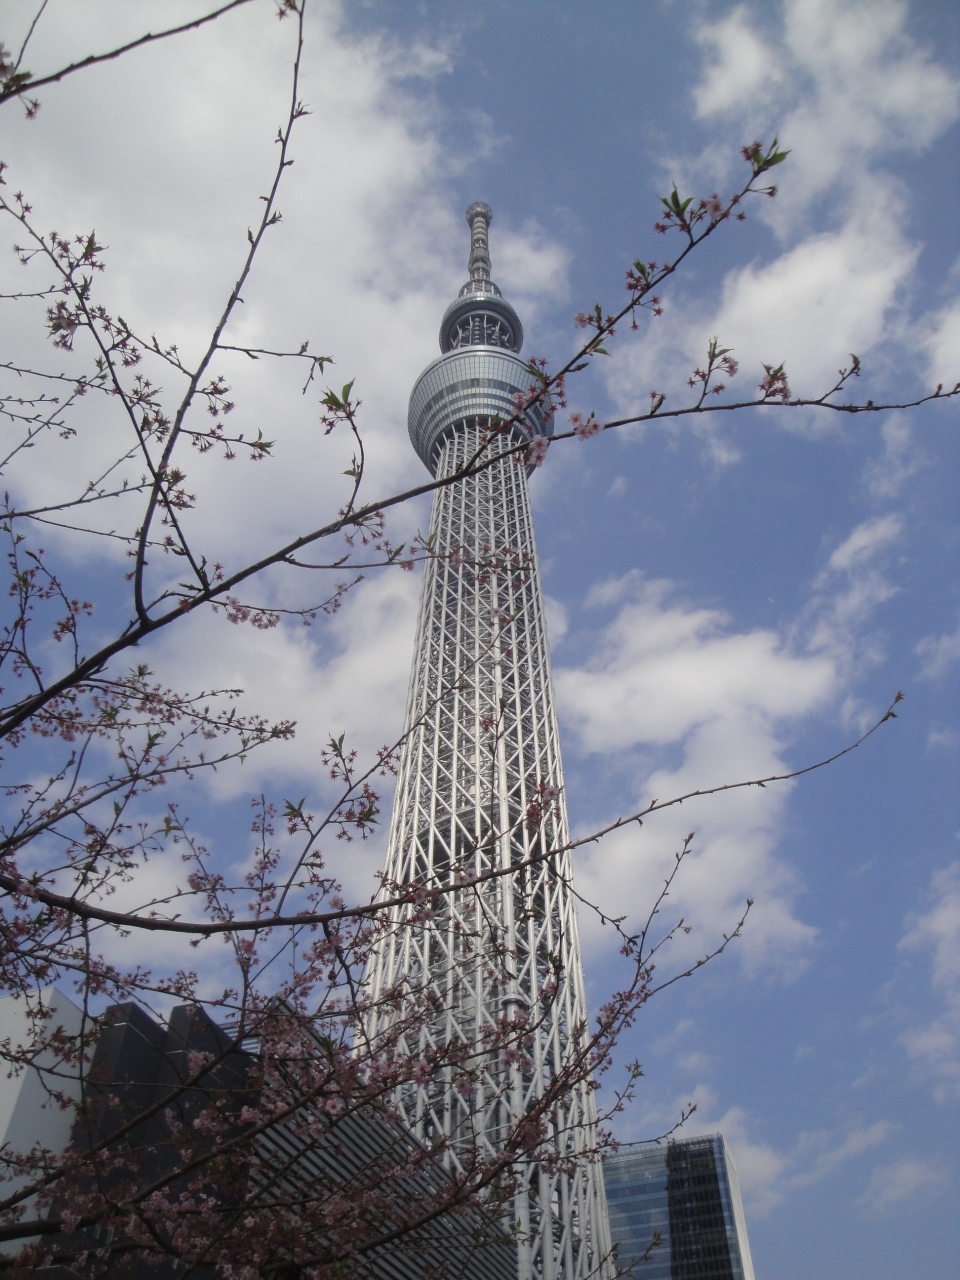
[366,204,611,1280]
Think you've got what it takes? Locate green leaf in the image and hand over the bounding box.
[662,185,693,216]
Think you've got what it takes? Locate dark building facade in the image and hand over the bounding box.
[3,997,515,1280]
[604,1136,755,1280]
[49,1001,259,1280]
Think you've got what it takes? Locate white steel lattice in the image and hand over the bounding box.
[365,205,611,1280]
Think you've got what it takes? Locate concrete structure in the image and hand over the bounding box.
[604,1135,756,1280]
[0,988,84,1253]
[365,204,612,1280]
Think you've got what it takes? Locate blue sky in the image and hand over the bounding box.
[2,1,959,1276]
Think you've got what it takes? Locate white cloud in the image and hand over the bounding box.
[149,569,420,797]
[543,593,569,646]
[721,1111,896,1217]
[651,1018,696,1056]
[557,505,908,973]
[916,621,960,681]
[800,515,903,671]
[559,573,833,753]
[862,415,925,500]
[858,1156,949,1212]
[823,515,903,575]
[694,7,784,118]
[790,1121,894,1188]
[0,0,567,589]
[692,0,960,211]
[606,0,959,460]
[494,219,570,318]
[922,299,960,387]
[677,1051,712,1075]
[556,573,833,972]
[714,215,914,391]
[899,863,960,1100]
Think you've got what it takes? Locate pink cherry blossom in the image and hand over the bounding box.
[524,435,549,467]
[570,412,602,441]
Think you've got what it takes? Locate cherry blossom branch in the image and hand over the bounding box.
[2,479,153,522]
[0,695,901,936]
[611,1103,700,1153]
[597,379,960,433]
[215,341,332,392]
[130,3,310,616]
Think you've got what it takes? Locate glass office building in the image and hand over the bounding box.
[604,1135,756,1280]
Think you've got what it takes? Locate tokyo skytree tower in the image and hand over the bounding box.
[366,204,611,1280]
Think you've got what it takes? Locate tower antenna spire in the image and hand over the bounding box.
[435,201,518,356]
[465,201,493,282]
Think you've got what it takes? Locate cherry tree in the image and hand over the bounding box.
[0,3,951,1277]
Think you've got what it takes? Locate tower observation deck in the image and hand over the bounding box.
[366,204,612,1280]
